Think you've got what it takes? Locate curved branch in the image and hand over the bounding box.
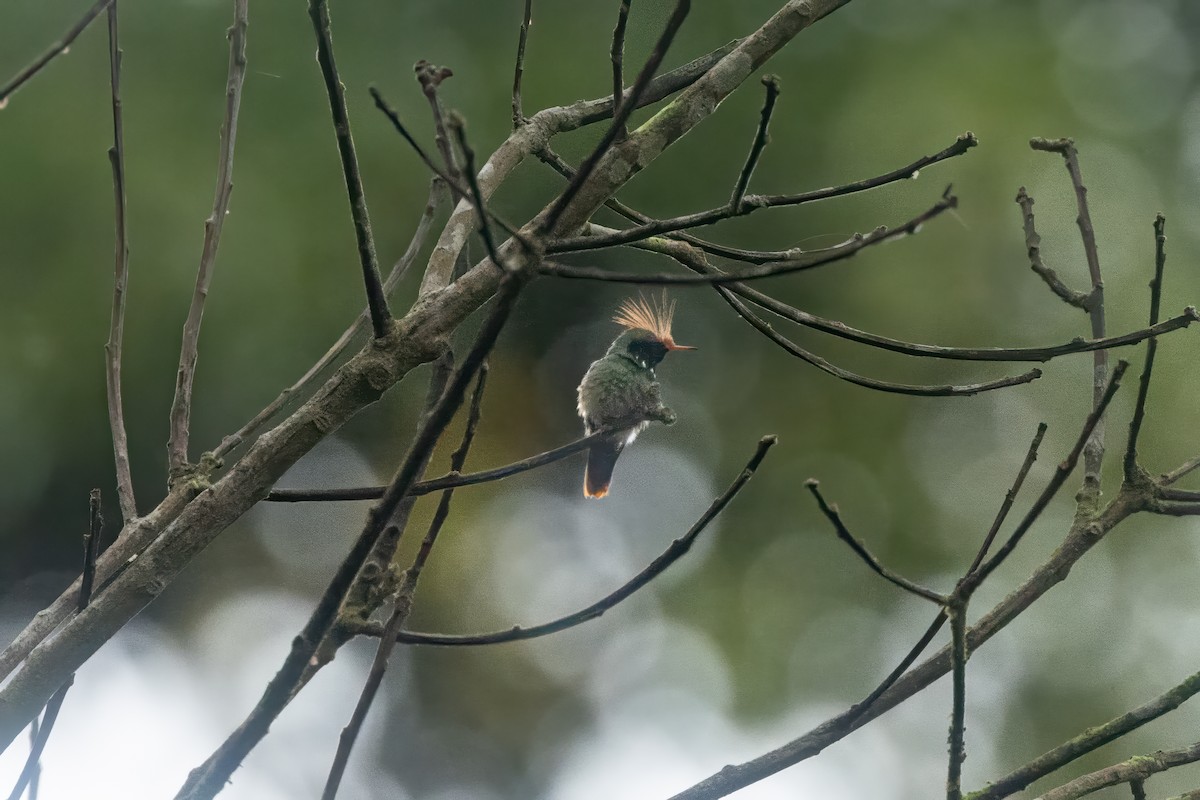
[351,435,776,647]
[714,279,1042,397]
[619,227,1198,362]
[265,430,607,503]
[544,190,956,282]
[0,0,115,105]
[547,132,977,255]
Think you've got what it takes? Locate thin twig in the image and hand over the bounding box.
[545,190,957,283]
[1161,457,1200,487]
[730,75,780,212]
[0,0,115,106]
[212,178,444,460]
[549,133,978,255]
[175,274,527,800]
[265,429,608,503]
[80,490,103,609]
[369,87,526,247]
[806,481,947,604]
[103,0,136,523]
[594,223,1196,363]
[354,435,776,647]
[541,0,691,234]
[947,600,968,800]
[1016,187,1088,310]
[308,0,391,339]
[965,668,1200,800]
[321,367,489,800]
[511,0,534,128]
[1124,214,1166,481]
[738,278,1193,360]
[166,0,249,475]
[1031,137,1107,504]
[415,61,461,201]
[840,423,1047,738]
[449,115,501,267]
[610,0,632,138]
[668,365,1132,800]
[715,280,1041,397]
[1036,740,1200,800]
[539,133,974,265]
[967,423,1048,574]
[6,492,103,800]
[964,360,1128,592]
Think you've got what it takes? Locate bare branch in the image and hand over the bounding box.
[212,178,445,460]
[713,278,1042,397]
[946,601,968,800]
[966,669,1200,800]
[1161,457,1200,487]
[79,490,103,609]
[449,115,502,267]
[0,0,115,106]
[321,367,489,800]
[166,0,249,474]
[414,61,461,200]
[806,481,947,604]
[730,75,780,211]
[669,366,1133,800]
[1031,137,1107,505]
[6,492,102,800]
[353,435,776,647]
[835,422,1048,743]
[610,0,633,138]
[545,189,956,282]
[966,423,1048,574]
[548,132,977,255]
[1036,741,1200,800]
[307,0,391,338]
[0,0,856,749]
[964,360,1128,589]
[103,0,136,523]
[1016,187,1089,310]
[739,280,1195,361]
[175,275,527,800]
[588,222,1196,362]
[1124,214,1166,481]
[265,429,608,503]
[511,0,534,128]
[541,0,691,234]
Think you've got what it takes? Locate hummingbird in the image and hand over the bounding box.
[576,295,696,498]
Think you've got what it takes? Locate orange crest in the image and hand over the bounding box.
[613,293,677,341]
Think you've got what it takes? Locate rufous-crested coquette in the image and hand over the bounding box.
[576,295,696,498]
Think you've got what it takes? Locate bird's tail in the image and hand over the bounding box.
[584,437,625,499]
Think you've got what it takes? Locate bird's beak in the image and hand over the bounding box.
[665,338,697,351]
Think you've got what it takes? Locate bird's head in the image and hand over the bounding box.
[608,294,696,368]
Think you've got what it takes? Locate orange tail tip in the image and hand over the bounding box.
[584,438,623,499]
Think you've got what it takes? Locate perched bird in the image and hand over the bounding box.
[576,295,696,498]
